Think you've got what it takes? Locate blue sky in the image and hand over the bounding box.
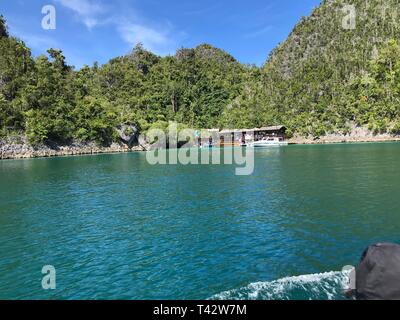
[0,0,321,69]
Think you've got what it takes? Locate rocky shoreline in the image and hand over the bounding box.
[288,135,400,145]
[0,137,145,160]
[288,128,400,145]
[1,132,400,160]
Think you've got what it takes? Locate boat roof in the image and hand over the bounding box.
[219,126,286,134]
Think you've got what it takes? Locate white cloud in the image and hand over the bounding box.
[56,0,105,16]
[55,0,181,55]
[21,34,58,49]
[244,25,273,39]
[117,21,171,54]
[9,23,59,50]
[55,0,106,29]
[83,18,99,29]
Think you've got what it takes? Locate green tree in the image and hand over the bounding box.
[0,15,8,38]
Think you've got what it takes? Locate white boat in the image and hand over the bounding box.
[248,137,288,147]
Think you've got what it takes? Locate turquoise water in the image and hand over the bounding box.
[0,143,399,300]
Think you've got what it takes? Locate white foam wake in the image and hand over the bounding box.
[210,271,350,300]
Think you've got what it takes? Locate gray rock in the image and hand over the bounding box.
[115,124,139,148]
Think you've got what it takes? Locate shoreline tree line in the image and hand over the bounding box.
[1,0,400,147]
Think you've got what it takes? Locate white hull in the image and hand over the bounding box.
[248,139,288,147]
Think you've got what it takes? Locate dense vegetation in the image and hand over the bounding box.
[1,0,400,146]
[255,0,400,137]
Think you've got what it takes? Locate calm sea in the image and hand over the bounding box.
[0,143,399,299]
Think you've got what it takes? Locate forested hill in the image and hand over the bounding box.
[256,0,400,137]
[1,0,400,147]
[0,14,249,145]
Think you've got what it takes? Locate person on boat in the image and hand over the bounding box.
[345,243,400,300]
